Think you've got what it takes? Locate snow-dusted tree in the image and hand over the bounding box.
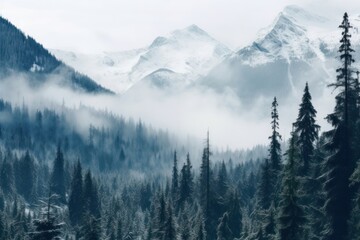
[163,202,177,240]
[0,158,15,196]
[216,212,233,240]
[82,214,102,240]
[28,193,64,240]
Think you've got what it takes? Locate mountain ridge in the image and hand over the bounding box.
[52,24,232,93]
[0,16,112,94]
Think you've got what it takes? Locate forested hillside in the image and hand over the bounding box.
[0,17,111,94]
[0,11,359,240]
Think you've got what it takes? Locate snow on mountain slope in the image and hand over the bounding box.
[236,5,360,65]
[203,5,360,107]
[236,5,332,66]
[51,48,146,93]
[52,25,231,93]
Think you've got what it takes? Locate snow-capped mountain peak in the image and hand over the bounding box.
[236,5,331,66]
[52,25,231,93]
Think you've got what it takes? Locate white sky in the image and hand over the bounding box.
[1,0,359,53]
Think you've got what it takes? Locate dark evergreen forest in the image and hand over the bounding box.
[0,12,359,240]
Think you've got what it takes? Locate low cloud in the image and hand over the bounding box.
[0,73,335,151]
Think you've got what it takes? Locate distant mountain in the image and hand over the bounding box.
[0,17,111,94]
[202,5,360,105]
[52,25,232,93]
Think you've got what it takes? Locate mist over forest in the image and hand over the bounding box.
[0,3,359,240]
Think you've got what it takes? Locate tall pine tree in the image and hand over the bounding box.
[294,82,320,176]
[171,151,179,201]
[68,160,84,226]
[50,145,66,203]
[324,12,358,240]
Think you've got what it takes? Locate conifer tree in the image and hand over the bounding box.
[294,83,320,176]
[178,163,192,207]
[216,212,233,240]
[154,193,167,239]
[82,214,102,240]
[68,160,84,226]
[257,158,272,210]
[268,97,282,206]
[216,161,228,199]
[50,145,66,203]
[269,97,282,174]
[227,191,242,238]
[179,207,191,240]
[83,171,101,218]
[263,204,276,239]
[17,151,35,202]
[324,12,358,240]
[199,132,213,239]
[171,151,179,200]
[163,202,177,240]
[29,193,63,240]
[350,162,360,239]
[277,130,306,240]
[0,158,14,196]
[308,137,327,240]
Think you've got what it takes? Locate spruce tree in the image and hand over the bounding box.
[277,130,306,240]
[258,159,272,210]
[226,191,242,238]
[50,145,66,203]
[199,132,213,239]
[0,158,14,196]
[17,151,35,202]
[171,151,179,200]
[68,160,84,226]
[163,202,177,240]
[178,163,192,207]
[154,193,167,239]
[308,137,327,240]
[268,97,282,205]
[324,12,358,240]
[216,161,228,199]
[294,82,320,176]
[263,204,276,239]
[83,171,101,218]
[269,97,282,174]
